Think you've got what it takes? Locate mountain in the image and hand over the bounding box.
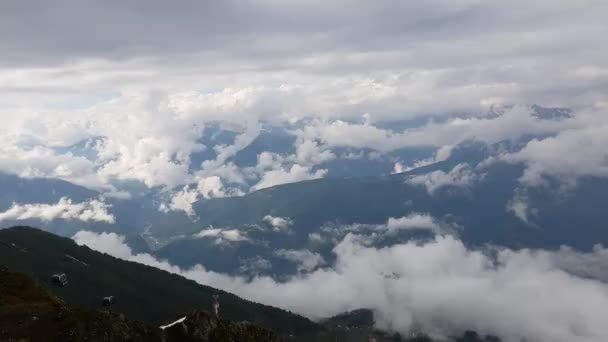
[150,141,608,274]
[0,227,502,342]
[0,226,321,338]
[0,268,157,341]
[0,268,281,342]
[4,133,608,279]
[0,268,499,342]
[320,310,500,342]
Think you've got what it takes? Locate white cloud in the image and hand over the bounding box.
[393,145,454,174]
[308,232,325,243]
[251,164,327,191]
[300,107,573,154]
[498,107,608,187]
[196,176,228,199]
[263,215,293,232]
[275,249,326,273]
[318,214,447,243]
[506,193,537,224]
[159,186,199,217]
[406,163,480,194]
[194,228,249,244]
[0,1,606,195]
[73,230,608,342]
[293,139,335,166]
[300,120,408,153]
[159,176,242,216]
[385,214,442,234]
[73,231,133,258]
[199,124,261,178]
[0,197,115,223]
[0,142,104,189]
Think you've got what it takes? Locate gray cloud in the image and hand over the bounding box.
[0,1,606,196]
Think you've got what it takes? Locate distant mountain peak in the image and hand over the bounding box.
[488,104,573,120]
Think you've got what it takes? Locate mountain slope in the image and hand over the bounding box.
[0,226,321,337]
[151,141,608,274]
[0,268,157,341]
[0,266,499,342]
[0,268,282,342]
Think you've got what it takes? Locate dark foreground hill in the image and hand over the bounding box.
[0,226,320,338]
[0,268,280,342]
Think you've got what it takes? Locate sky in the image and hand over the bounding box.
[2,2,608,340]
[0,0,607,198]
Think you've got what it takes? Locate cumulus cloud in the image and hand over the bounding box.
[263,215,293,232]
[0,0,605,195]
[406,163,480,194]
[497,107,608,187]
[159,186,199,217]
[194,228,248,244]
[293,139,336,166]
[274,249,326,273]
[0,142,104,189]
[385,214,442,234]
[0,197,115,223]
[159,176,243,216]
[74,229,608,342]
[196,176,230,199]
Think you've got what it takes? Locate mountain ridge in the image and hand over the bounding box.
[0,226,321,338]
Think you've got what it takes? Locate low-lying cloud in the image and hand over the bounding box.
[498,107,608,187]
[274,249,326,273]
[263,215,293,232]
[385,214,442,234]
[0,197,115,223]
[406,163,480,194]
[194,228,249,244]
[73,229,608,342]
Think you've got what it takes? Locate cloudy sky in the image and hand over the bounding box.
[1,0,607,199]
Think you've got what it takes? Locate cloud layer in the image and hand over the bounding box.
[0,197,115,224]
[406,163,481,194]
[74,229,608,342]
[0,1,606,199]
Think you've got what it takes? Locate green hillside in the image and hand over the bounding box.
[0,268,281,342]
[0,268,157,341]
[0,226,321,338]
